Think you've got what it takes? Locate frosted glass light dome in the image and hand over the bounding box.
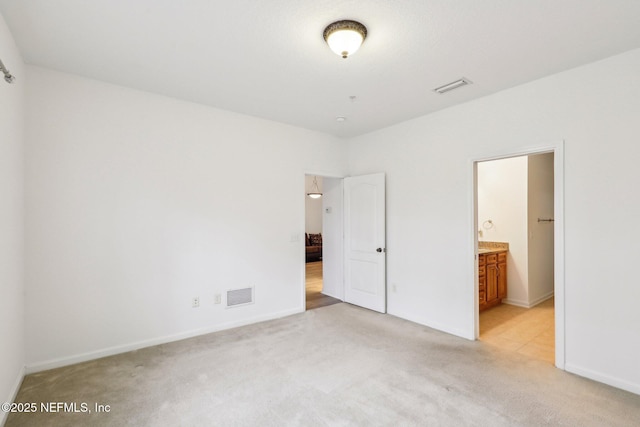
[323,20,368,59]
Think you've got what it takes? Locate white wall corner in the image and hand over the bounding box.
[0,366,26,426]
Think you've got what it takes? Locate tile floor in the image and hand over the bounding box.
[479,298,555,364]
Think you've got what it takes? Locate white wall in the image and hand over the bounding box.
[348,49,640,394]
[477,156,529,305]
[321,177,343,300]
[304,175,323,234]
[528,153,554,304]
[0,12,25,425]
[24,66,347,370]
[11,33,640,401]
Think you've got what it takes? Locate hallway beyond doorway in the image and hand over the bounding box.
[305,261,341,310]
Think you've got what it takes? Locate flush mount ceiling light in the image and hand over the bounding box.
[323,20,367,59]
[307,176,322,199]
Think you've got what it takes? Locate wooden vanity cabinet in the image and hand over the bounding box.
[478,255,486,309]
[486,254,498,302]
[479,251,507,311]
[497,252,507,299]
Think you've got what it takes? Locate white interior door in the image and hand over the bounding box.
[344,173,386,313]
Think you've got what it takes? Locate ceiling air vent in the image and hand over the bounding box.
[433,78,472,94]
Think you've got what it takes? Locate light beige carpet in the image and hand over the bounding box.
[7,303,640,426]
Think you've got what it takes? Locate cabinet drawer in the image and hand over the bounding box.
[479,291,486,304]
[498,252,507,263]
[479,265,486,276]
[486,254,497,264]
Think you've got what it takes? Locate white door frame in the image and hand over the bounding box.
[470,141,565,370]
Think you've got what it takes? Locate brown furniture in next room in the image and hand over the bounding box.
[305,233,322,262]
[478,243,508,311]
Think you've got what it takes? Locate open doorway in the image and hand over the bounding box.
[475,152,556,365]
[304,175,341,310]
[303,173,386,313]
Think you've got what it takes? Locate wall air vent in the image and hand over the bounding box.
[433,78,472,94]
[226,287,254,308]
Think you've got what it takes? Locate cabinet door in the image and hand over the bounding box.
[486,263,498,302]
[478,254,487,308]
[497,261,507,299]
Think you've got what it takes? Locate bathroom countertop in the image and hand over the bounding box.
[478,247,507,254]
[478,241,509,255]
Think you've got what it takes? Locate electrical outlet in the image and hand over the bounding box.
[192,297,200,308]
[214,294,221,304]
[392,283,397,293]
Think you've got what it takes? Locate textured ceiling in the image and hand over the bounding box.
[1,0,640,137]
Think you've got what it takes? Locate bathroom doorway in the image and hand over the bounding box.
[475,152,557,365]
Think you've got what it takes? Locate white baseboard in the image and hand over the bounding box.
[388,310,474,341]
[320,290,343,301]
[501,298,529,308]
[503,291,554,309]
[528,291,555,307]
[565,363,640,396]
[1,365,25,427]
[25,308,301,374]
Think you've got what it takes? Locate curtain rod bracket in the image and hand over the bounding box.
[0,58,16,84]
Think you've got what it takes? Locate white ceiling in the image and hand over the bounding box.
[2,0,640,137]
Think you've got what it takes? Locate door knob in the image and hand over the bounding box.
[376,248,383,253]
